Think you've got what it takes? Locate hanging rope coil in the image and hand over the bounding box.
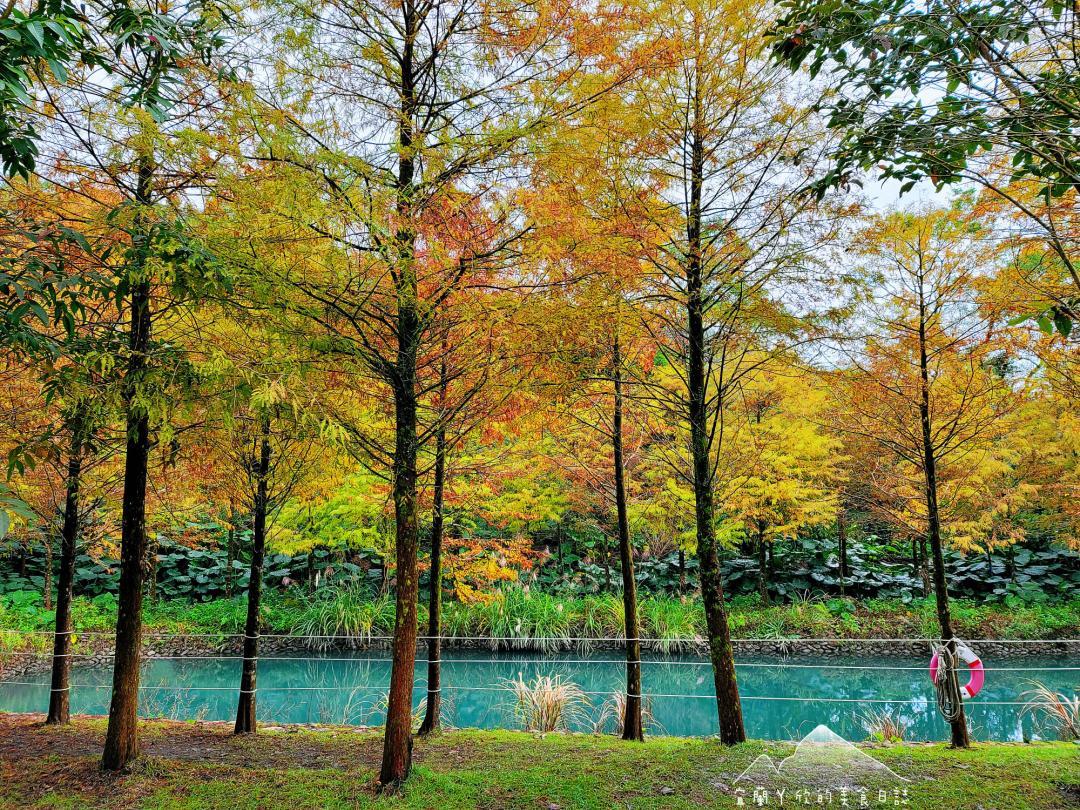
[932,641,964,722]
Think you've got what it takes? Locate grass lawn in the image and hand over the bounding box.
[0,715,1076,809]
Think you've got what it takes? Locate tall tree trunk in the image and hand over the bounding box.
[919,537,931,597]
[911,537,920,584]
[42,537,53,611]
[146,534,158,603]
[837,511,848,599]
[102,158,154,772]
[917,274,970,749]
[685,112,745,745]
[756,534,769,605]
[235,413,271,734]
[225,518,236,599]
[602,534,612,592]
[418,359,448,737]
[380,376,420,788]
[47,416,84,725]
[379,10,421,785]
[612,334,643,741]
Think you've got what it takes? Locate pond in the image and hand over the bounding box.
[1,649,1076,742]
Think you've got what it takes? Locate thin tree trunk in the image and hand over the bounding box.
[146,534,157,603]
[756,529,769,605]
[685,107,745,745]
[43,537,53,611]
[225,517,236,599]
[418,359,448,737]
[837,512,848,598]
[379,9,421,784]
[47,417,84,725]
[102,158,154,772]
[916,270,970,749]
[678,548,686,595]
[602,534,612,592]
[919,537,931,597]
[612,334,643,741]
[235,413,271,734]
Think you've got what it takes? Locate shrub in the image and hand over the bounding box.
[858,707,912,742]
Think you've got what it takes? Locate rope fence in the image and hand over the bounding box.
[2,634,1074,723]
[2,650,1079,671]
[0,679,1065,707]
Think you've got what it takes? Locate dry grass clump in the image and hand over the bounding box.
[504,674,589,732]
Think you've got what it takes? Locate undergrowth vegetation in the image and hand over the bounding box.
[1,586,1077,650]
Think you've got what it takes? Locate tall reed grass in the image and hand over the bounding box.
[504,674,589,732]
[273,584,1080,650]
[593,691,658,736]
[1021,681,1080,741]
[292,589,397,650]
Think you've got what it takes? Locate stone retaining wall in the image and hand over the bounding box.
[3,635,1076,681]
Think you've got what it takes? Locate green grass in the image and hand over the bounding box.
[0,719,1076,809]
[1,588,1077,654]
[292,589,397,650]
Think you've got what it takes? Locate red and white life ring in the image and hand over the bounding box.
[929,642,985,699]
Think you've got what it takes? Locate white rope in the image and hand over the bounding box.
[438,684,1054,705]
[0,679,1065,706]
[0,682,420,692]
[2,651,1078,672]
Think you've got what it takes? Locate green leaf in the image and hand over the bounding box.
[1052,311,1072,337]
[24,20,44,47]
[45,58,67,83]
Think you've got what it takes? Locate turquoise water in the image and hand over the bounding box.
[1,650,1076,741]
